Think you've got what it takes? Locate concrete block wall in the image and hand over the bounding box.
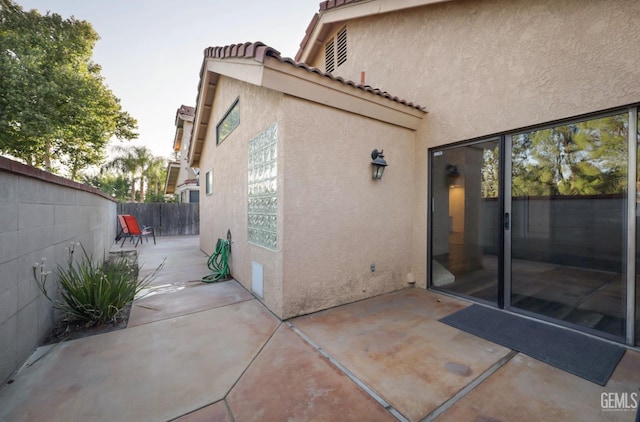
[0,157,117,386]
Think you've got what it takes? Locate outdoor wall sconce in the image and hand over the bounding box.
[371,149,388,180]
[446,164,460,187]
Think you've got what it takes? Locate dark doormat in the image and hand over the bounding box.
[439,305,625,385]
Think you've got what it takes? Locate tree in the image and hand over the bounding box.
[0,0,138,178]
[82,172,131,201]
[481,146,499,198]
[511,114,628,197]
[107,145,165,203]
[143,156,167,202]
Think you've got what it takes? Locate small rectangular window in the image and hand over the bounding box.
[216,98,239,145]
[205,170,213,196]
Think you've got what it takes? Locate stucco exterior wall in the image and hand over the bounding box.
[310,0,640,287]
[0,158,116,386]
[175,120,198,203]
[197,73,418,319]
[281,97,416,318]
[198,77,286,317]
[176,120,193,186]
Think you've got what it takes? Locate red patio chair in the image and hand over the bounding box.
[121,215,156,248]
[116,214,130,242]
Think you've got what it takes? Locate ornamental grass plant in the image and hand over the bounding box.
[34,243,163,327]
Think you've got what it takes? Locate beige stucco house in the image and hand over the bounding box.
[165,105,199,203]
[190,0,640,347]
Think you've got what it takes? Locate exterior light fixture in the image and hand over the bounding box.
[371,149,388,180]
[446,164,460,187]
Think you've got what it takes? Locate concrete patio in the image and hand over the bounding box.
[0,236,638,421]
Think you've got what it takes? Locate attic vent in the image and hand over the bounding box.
[324,26,347,73]
[336,27,347,67]
[325,39,335,73]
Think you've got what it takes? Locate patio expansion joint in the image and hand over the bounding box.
[131,295,256,325]
[167,399,234,422]
[285,321,411,422]
[223,320,283,399]
[419,349,519,422]
[168,318,282,421]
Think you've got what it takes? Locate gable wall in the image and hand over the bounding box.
[309,0,640,286]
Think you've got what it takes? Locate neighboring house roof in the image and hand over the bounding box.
[178,178,198,188]
[188,41,426,166]
[175,105,195,126]
[296,0,452,62]
[164,161,180,195]
[174,104,195,152]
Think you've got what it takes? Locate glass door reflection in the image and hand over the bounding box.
[508,113,628,340]
[431,139,501,305]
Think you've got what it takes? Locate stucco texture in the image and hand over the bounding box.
[281,97,415,318]
[312,0,640,287]
[198,74,417,318]
[198,77,286,317]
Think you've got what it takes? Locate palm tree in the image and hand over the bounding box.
[107,145,154,202]
[144,156,166,201]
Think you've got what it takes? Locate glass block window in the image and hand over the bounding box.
[248,124,278,249]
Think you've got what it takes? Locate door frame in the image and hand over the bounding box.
[428,106,638,346]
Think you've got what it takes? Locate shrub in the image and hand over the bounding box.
[34,244,163,327]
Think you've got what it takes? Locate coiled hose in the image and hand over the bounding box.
[201,238,231,283]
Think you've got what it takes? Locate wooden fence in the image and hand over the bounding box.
[117,203,199,236]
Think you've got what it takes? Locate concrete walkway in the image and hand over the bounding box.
[0,236,638,421]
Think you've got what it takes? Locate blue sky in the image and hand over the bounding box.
[16,0,320,158]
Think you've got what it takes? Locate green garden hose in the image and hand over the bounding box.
[201,238,231,283]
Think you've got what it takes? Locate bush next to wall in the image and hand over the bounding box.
[0,157,117,387]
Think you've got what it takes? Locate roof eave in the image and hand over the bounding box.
[188,68,220,167]
[262,57,425,130]
[189,47,426,167]
[172,127,183,152]
[164,162,180,194]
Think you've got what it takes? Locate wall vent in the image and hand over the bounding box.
[336,27,347,67]
[325,39,335,73]
[324,26,347,73]
[252,261,264,297]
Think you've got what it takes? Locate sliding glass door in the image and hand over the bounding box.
[430,108,637,343]
[430,139,501,306]
[506,112,628,340]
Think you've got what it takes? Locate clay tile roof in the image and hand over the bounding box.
[177,105,195,117]
[175,104,195,126]
[203,41,425,112]
[204,41,282,63]
[319,0,363,11]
